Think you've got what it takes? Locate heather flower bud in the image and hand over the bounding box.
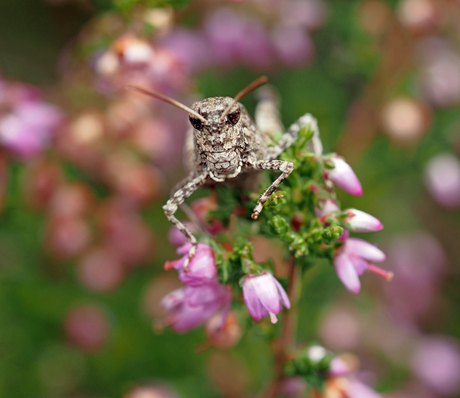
[344,209,384,232]
[325,156,363,196]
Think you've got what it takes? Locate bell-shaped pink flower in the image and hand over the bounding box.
[334,238,391,294]
[243,272,290,324]
[161,282,231,333]
[164,243,217,287]
[325,156,363,196]
[344,209,384,232]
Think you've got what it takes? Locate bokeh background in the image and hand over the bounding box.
[1,0,460,397]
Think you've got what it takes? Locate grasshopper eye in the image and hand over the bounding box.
[227,109,240,125]
[189,116,203,130]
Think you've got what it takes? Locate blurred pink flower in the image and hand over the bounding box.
[383,232,446,323]
[417,37,460,107]
[159,29,213,72]
[64,304,110,352]
[334,238,390,294]
[411,336,460,396]
[424,153,460,209]
[325,355,382,398]
[0,100,62,157]
[281,0,328,31]
[328,357,351,377]
[346,379,382,398]
[271,25,315,67]
[325,156,363,196]
[77,247,125,293]
[279,377,307,397]
[243,272,290,323]
[161,282,231,333]
[204,9,274,69]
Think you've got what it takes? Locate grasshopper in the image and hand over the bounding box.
[128,77,322,268]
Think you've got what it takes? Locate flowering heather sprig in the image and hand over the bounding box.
[154,106,390,398]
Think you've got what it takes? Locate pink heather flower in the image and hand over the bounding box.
[0,101,62,157]
[334,238,390,294]
[325,156,363,196]
[344,209,384,232]
[243,272,290,324]
[164,243,217,287]
[161,283,231,333]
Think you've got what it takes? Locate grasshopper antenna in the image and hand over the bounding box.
[126,85,207,124]
[220,76,269,122]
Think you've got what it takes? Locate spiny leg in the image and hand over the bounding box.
[246,159,294,219]
[171,172,210,237]
[267,113,323,160]
[163,172,208,269]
